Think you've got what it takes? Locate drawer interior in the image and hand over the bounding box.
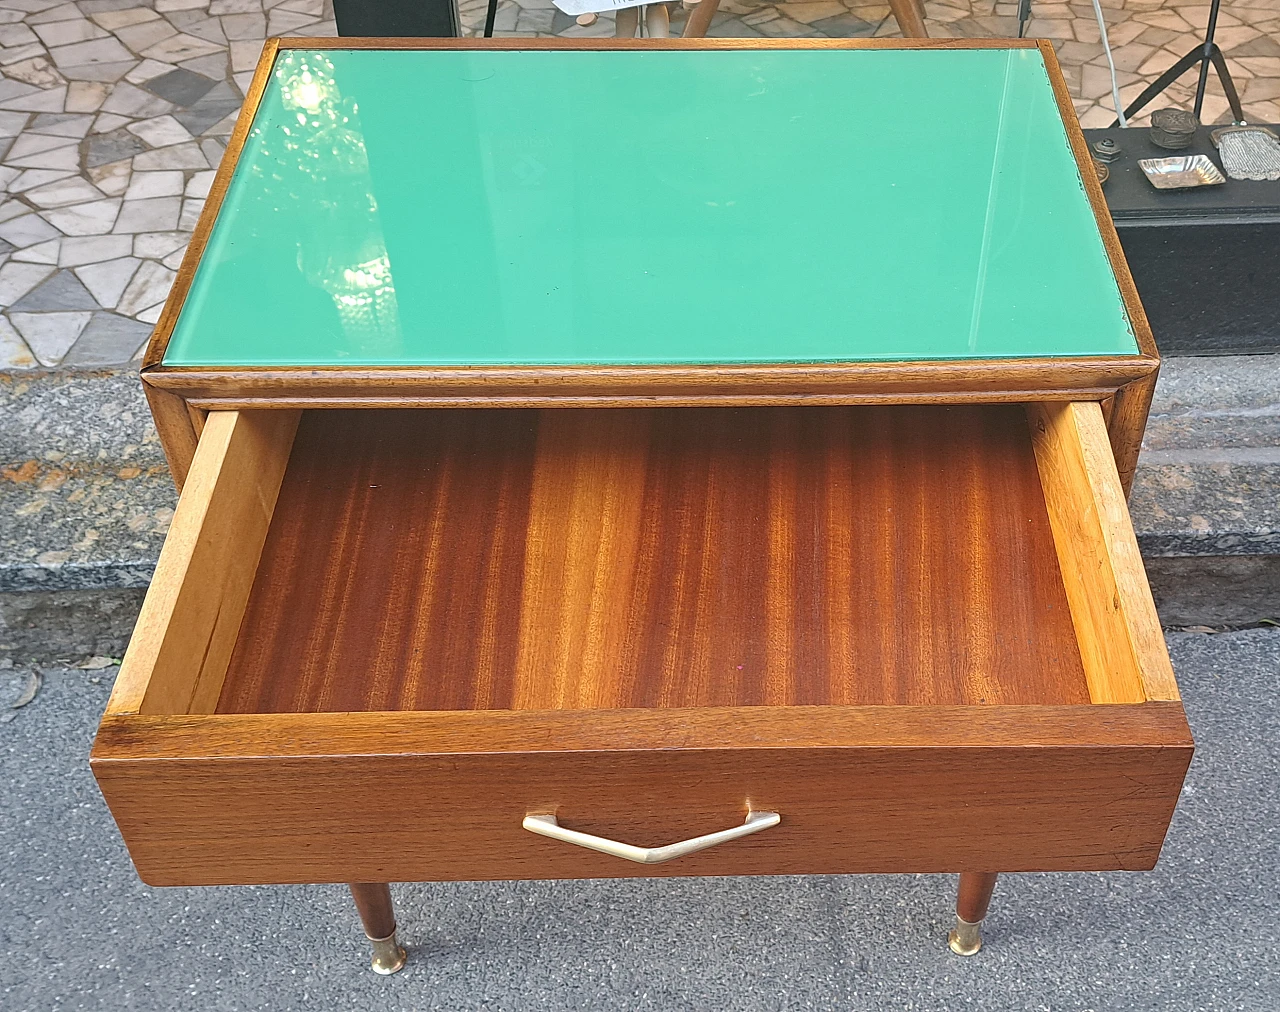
[218,405,1085,712]
[115,400,1178,718]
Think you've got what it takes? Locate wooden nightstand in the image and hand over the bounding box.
[92,38,1191,974]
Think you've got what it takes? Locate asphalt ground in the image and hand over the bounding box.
[2,629,1277,1012]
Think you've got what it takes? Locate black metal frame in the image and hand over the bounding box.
[1109,0,1243,126]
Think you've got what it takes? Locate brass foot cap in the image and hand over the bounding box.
[948,916,983,957]
[368,931,407,975]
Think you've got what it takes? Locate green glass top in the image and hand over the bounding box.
[164,46,1138,367]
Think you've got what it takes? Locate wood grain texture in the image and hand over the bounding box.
[349,883,396,938]
[1108,371,1158,498]
[90,702,1192,886]
[142,383,200,492]
[105,410,299,717]
[1027,401,1179,703]
[142,357,1157,407]
[956,872,999,922]
[887,0,928,38]
[214,405,1087,714]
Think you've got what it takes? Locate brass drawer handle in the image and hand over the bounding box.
[522,810,780,864]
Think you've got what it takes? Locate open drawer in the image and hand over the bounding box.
[92,402,1191,887]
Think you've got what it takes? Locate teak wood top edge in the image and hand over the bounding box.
[92,701,1193,761]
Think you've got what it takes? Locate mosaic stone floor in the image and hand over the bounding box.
[1,0,1278,370]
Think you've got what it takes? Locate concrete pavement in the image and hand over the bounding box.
[2,629,1278,1011]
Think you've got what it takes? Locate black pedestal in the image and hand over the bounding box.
[1084,125,1280,355]
[332,0,459,37]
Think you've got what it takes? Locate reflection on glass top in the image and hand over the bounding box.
[164,47,1138,367]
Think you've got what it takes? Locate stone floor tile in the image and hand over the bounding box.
[112,195,181,232]
[807,10,874,33]
[5,128,70,156]
[199,108,236,136]
[113,17,178,51]
[132,230,186,259]
[1230,35,1280,58]
[85,125,146,166]
[0,109,28,134]
[175,15,230,45]
[27,1,82,21]
[6,137,78,168]
[9,267,99,310]
[172,80,238,131]
[73,255,139,307]
[39,197,121,235]
[220,10,264,36]
[11,237,59,263]
[58,59,138,83]
[0,81,65,111]
[123,169,183,199]
[0,260,54,305]
[183,168,214,199]
[0,20,38,44]
[0,314,37,368]
[115,258,174,316]
[85,156,131,195]
[142,66,218,106]
[175,195,201,230]
[177,52,229,79]
[46,35,132,66]
[23,176,105,207]
[227,37,260,72]
[1237,56,1280,77]
[10,308,92,363]
[91,111,131,131]
[124,58,180,84]
[209,0,263,13]
[134,300,163,323]
[59,307,151,363]
[99,80,174,117]
[126,112,192,146]
[230,69,252,93]
[265,7,312,31]
[7,167,78,191]
[0,212,63,246]
[31,16,109,46]
[4,54,64,86]
[130,139,206,168]
[155,0,208,11]
[278,0,324,13]
[26,2,81,23]
[140,31,225,63]
[27,110,93,135]
[58,232,131,266]
[89,8,163,31]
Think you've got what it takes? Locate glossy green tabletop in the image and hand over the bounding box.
[164,46,1138,367]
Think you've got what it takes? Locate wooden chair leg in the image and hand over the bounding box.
[681,0,721,38]
[349,882,407,975]
[948,872,999,956]
[888,0,929,38]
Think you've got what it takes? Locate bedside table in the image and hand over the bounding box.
[92,38,1191,975]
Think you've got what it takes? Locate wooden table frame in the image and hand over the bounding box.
[139,37,1161,498]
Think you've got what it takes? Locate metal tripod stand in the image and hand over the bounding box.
[1108,0,1244,126]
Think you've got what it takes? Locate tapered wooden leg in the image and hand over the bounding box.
[948,872,999,956]
[887,0,929,37]
[349,883,407,975]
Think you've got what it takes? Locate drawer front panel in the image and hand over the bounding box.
[95,720,1190,886]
